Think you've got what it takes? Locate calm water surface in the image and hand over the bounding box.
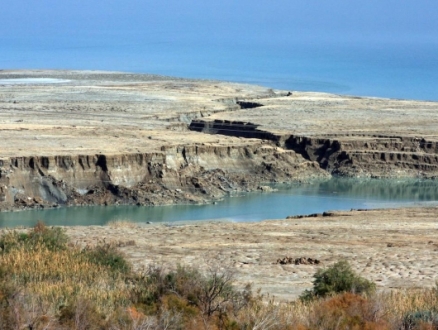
[2,36,437,101]
[1,178,438,227]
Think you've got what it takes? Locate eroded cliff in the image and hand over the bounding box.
[190,119,438,178]
[1,70,437,211]
[0,143,325,210]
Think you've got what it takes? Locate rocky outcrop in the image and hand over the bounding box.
[4,119,435,211]
[276,257,321,265]
[0,143,327,211]
[189,120,438,178]
[190,119,280,141]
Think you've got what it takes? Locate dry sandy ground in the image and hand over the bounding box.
[65,207,438,301]
[0,70,275,158]
[212,92,438,137]
[1,70,438,158]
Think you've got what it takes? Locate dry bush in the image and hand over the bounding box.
[2,223,438,330]
[236,299,289,330]
[0,223,135,328]
[58,298,106,329]
[303,292,388,330]
[275,288,438,330]
[130,264,253,329]
[0,220,68,253]
[370,289,438,329]
[0,246,131,315]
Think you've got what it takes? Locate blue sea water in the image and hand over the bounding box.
[1,34,437,101]
[1,1,438,101]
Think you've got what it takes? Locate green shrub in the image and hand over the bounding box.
[0,221,68,253]
[58,298,106,329]
[300,260,375,301]
[402,310,438,329]
[132,264,247,321]
[131,265,202,312]
[82,244,131,274]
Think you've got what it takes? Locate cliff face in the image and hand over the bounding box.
[0,143,327,211]
[2,119,437,211]
[283,135,438,176]
[190,120,438,178]
[2,70,438,212]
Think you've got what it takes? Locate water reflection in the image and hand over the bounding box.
[298,178,438,201]
[0,178,437,227]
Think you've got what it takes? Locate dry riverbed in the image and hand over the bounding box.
[64,207,438,301]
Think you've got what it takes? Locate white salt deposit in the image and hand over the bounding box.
[0,78,70,85]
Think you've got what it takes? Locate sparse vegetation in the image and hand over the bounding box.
[82,243,131,274]
[300,260,376,301]
[0,223,437,329]
[0,220,68,253]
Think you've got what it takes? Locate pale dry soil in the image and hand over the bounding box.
[65,207,438,301]
[0,70,275,158]
[1,69,438,159]
[212,93,438,137]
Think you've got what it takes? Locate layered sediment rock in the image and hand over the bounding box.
[0,143,326,210]
[190,119,438,178]
[1,70,437,211]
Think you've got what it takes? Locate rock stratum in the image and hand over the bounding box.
[0,70,437,211]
